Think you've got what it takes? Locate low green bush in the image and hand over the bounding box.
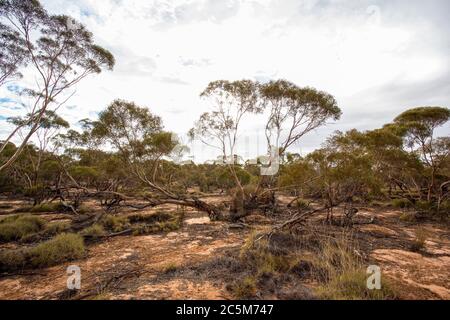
[294,199,310,210]
[0,233,85,271]
[230,276,257,299]
[0,215,46,242]
[29,233,85,268]
[15,202,65,213]
[100,215,130,232]
[45,221,71,235]
[80,224,106,238]
[391,198,413,209]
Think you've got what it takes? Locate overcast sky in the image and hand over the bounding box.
[1,0,449,162]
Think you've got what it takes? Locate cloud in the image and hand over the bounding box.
[1,0,447,162]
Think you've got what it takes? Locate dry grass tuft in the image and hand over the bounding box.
[0,215,46,242]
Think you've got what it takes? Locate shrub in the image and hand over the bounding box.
[131,211,184,235]
[415,201,432,212]
[437,200,450,219]
[410,228,428,252]
[29,233,85,268]
[162,262,178,274]
[80,224,106,238]
[32,203,65,213]
[391,198,413,209]
[317,269,397,300]
[399,212,416,222]
[100,215,130,232]
[313,236,397,300]
[45,221,71,235]
[0,249,27,271]
[0,233,85,271]
[294,199,310,210]
[128,211,174,224]
[239,229,399,300]
[131,217,183,235]
[15,202,65,213]
[231,276,257,299]
[0,215,46,242]
[369,200,389,208]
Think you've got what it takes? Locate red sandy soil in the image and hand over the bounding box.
[0,197,448,300]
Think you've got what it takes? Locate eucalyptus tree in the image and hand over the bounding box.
[7,110,69,196]
[0,0,115,171]
[0,21,28,86]
[260,80,341,157]
[190,80,262,217]
[394,106,450,202]
[190,80,262,194]
[88,99,223,219]
[191,79,341,217]
[250,80,341,212]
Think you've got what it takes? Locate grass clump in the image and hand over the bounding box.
[131,212,183,235]
[410,228,428,252]
[294,199,310,210]
[391,198,413,209]
[235,229,399,300]
[312,235,397,300]
[100,215,130,232]
[0,215,46,242]
[316,268,397,300]
[0,233,85,271]
[399,212,416,222]
[128,211,174,224]
[80,224,106,238]
[230,276,257,299]
[0,249,27,271]
[15,202,65,213]
[45,221,71,235]
[28,233,85,268]
[162,262,178,274]
[99,211,183,236]
[369,200,389,208]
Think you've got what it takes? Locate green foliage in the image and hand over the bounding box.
[369,200,390,208]
[80,224,106,238]
[131,212,183,235]
[44,221,71,236]
[0,214,45,242]
[294,199,310,210]
[69,166,99,181]
[410,228,428,252]
[99,211,183,236]
[0,249,27,271]
[230,276,257,299]
[128,211,174,223]
[162,262,178,274]
[391,198,413,209]
[28,233,85,268]
[399,212,416,222]
[260,80,341,155]
[312,235,397,300]
[15,202,65,213]
[439,200,450,214]
[316,269,397,300]
[394,107,450,138]
[0,233,85,271]
[238,230,399,300]
[415,200,433,212]
[100,215,130,233]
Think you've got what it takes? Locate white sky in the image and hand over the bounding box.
[1,0,449,162]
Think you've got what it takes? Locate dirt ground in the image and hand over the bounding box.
[0,196,449,300]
